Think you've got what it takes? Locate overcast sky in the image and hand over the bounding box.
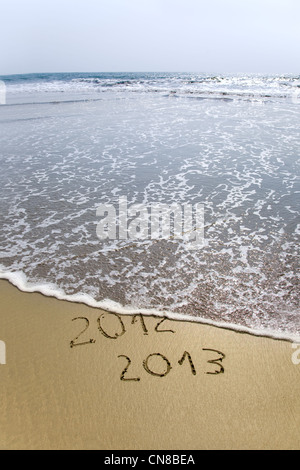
[1,0,299,75]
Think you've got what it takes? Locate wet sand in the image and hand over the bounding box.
[0,279,299,450]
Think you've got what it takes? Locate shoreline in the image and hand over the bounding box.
[0,272,298,343]
[0,278,300,450]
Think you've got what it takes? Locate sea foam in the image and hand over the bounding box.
[0,267,299,343]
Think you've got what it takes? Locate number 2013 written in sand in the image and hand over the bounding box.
[69,314,226,380]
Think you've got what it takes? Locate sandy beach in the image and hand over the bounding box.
[0,278,299,450]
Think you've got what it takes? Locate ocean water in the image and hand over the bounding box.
[0,72,299,340]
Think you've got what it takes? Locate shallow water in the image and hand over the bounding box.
[0,73,299,340]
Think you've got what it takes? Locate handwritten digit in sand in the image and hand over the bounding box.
[118,355,141,381]
[203,348,225,375]
[70,317,96,348]
[178,351,197,375]
[97,312,126,340]
[143,353,172,377]
[131,314,149,335]
[154,317,175,334]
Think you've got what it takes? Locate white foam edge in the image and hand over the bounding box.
[0,268,299,343]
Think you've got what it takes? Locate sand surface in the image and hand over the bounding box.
[0,279,299,450]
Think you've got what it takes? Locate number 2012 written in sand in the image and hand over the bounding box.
[69,314,226,380]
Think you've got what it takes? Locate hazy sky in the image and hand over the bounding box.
[1,0,299,75]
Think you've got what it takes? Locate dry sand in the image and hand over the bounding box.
[0,279,299,450]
